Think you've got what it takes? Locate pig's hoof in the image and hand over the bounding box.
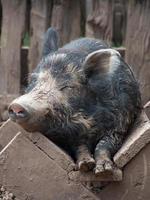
[78,158,95,172]
[94,158,114,176]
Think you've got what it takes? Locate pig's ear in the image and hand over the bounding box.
[42,27,59,57]
[83,49,120,79]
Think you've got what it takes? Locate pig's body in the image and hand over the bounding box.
[9,28,142,174]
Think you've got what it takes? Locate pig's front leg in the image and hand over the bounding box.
[76,144,95,172]
[94,132,124,175]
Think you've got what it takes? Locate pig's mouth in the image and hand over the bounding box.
[8,99,70,134]
[8,104,49,133]
[9,113,50,133]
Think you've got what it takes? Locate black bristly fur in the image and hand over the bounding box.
[26,28,142,160]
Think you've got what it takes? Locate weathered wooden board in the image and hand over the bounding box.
[0,95,18,123]
[0,132,98,200]
[0,119,26,151]
[0,120,122,183]
[0,0,26,94]
[51,0,81,46]
[95,140,150,200]
[69,167,122,182]
[0,112,150,199]
[0,119,74,172]
[1,110,150,183]
[112,0,127,46]
[125,0,150,108]
[28,0,52,73]
[0,1,2,34]
[86,0,126,46]
[114,111,150,168]
[85,0,113,44]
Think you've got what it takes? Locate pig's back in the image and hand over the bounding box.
[60,38,108,55]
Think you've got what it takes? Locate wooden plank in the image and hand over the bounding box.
[51,0,81,46]
[0,0,2,35]
[0,119,26,152]
[125,0,150,110]
[114,111,150,168]
[27,131,75,173]
[0,119,75,172]
[1,110,150,184]
[0,119,122,182]
[69,167,122,182]
[28,0,52,73]
[112,0,127,46]
[95,140,150,200]
[0,0,26,94]
[0,132,98,200]
[85,0,113,44]
[0,95,18,122]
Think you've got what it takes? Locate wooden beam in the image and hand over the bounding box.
[114,111,150,168]
[1,111,150,182]
[28,0,52,73]
[69,167,122,182]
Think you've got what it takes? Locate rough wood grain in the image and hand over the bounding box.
[0,119,74,172]
[114,111,150,168]
[28,0,52,73]
[69,167,122,182]
[0,119,26,151]
[0,132,98,200]
[0,1,2,35]
[95,140,150,200]
[0,95,18,122]
[51,0,81,46]
[0,0,26,94]
[1,110,150,186]
[112,0,127,46]
[85,0,113,44]
[85,0,127,46]
[125,0,150,109]
[0,119,122,182]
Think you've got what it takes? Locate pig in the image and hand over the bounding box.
[8,28,142,175]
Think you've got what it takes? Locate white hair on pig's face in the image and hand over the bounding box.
[10,69,70,131]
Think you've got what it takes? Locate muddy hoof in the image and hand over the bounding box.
[78,158,95,172]
[94,158,114,176]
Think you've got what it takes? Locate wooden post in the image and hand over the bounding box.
[125,0,150,110]
[51,0,81,46]
[85,0,113,44]
[112,0,127,46]
[28,0,52,73]
[0,0,26,94]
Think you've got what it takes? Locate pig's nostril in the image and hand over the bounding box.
[8,103,29,120]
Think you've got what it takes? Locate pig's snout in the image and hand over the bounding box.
[8,103,29,122]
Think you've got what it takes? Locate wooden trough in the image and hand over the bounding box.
[0,111,150,200]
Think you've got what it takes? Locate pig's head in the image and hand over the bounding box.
[8,28,120,134]
[8,70,69,132]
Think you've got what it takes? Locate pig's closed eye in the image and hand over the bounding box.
[60,86,73,91]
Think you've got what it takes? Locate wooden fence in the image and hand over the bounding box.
[0,0,150,121]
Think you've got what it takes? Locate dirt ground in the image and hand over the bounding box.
[0,186,18,200]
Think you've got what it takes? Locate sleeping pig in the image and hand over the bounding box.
[8,28,142,175]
